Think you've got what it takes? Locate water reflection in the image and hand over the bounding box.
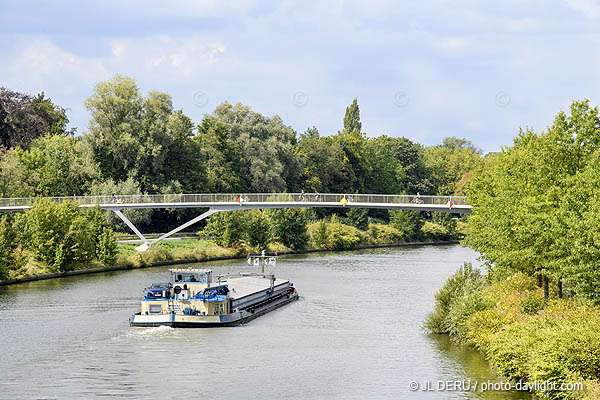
[428,334,533,399]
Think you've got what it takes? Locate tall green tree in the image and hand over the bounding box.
[295,127,356,192]
[344,98,362,133]
[424,137,483,195]
[20,135,100,196]
[199,102,301,193]
[336,99,370,192]
[85,75,199,192]
[466,100,600,300]
[390,210,424,241]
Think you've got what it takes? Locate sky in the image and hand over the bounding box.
[2,0,600,153]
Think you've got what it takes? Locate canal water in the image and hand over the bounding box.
[0,245,532,399]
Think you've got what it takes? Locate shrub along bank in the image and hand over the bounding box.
[0,199,117,280]
[426,264,600,399]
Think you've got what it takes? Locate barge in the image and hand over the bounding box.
[130,261,298,327]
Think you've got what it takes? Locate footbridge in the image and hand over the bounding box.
[0,193,470,251]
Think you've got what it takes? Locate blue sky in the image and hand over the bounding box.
[2,0,600,152]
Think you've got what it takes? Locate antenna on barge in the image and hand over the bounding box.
[247,249,277,273]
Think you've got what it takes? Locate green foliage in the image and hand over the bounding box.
[0,147,35,198]
[202,211,250,248]
[389,210,423,241]
[428,268,600,399]
[424,138,483,196]
[198,102,301,192]
[425,262,485,342]
[346,207,368,230]
[421,221,449,241]
[366,223,404,244]
[520,292,546,315]
[311,219,329,248]
[17,199,117,272]
[363,135,405,194]
[21,134,100,196]
[267,207,309,250]
[307,216,366,250]
[465,100,600,300]
[85,75,202,193]
[0,215,17,279]
[246,210,270,250]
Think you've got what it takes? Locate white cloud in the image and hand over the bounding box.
[565,0,600,18]
[11,37,106,85]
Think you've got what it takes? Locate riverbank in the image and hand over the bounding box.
[426,264,600,399]
[0,239,459,286]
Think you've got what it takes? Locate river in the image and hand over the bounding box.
[0,245,532,399]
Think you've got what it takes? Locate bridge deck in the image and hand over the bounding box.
[0,193,471,214]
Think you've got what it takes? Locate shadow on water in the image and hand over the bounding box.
[427,333,534,399]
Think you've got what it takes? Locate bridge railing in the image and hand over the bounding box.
[0,193,468,207]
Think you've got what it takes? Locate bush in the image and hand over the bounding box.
[520,292,546,315]
[425,262,485,342]
[367,223,404,244]
[421,221,449,241]
[307,216,366,250]
[17,200,118,271]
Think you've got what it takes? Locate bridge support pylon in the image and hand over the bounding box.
[111,208,223,252]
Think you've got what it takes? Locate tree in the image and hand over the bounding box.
[387,137,432,194]
[85,75,199,192]
[85,75,143,182]
[465,100,600,300]
[0,215,17,279]
[267,207,309,250]
[196,116,246,192]
[0,88,73,149]
[346,207,369,230]
[336,99,371,192]
[19,134,100,196]
[246,210,271,249]
[200,102,302,193]
[363,135,405,194]
[202,211,249,248]
[390,210,424,241]
[344,98,362,133]
[424,138,483,195]
[0,147,35,198]
[295,127,356,193]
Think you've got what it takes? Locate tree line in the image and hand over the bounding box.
[0,75,483,233]
[0,75,483,277]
